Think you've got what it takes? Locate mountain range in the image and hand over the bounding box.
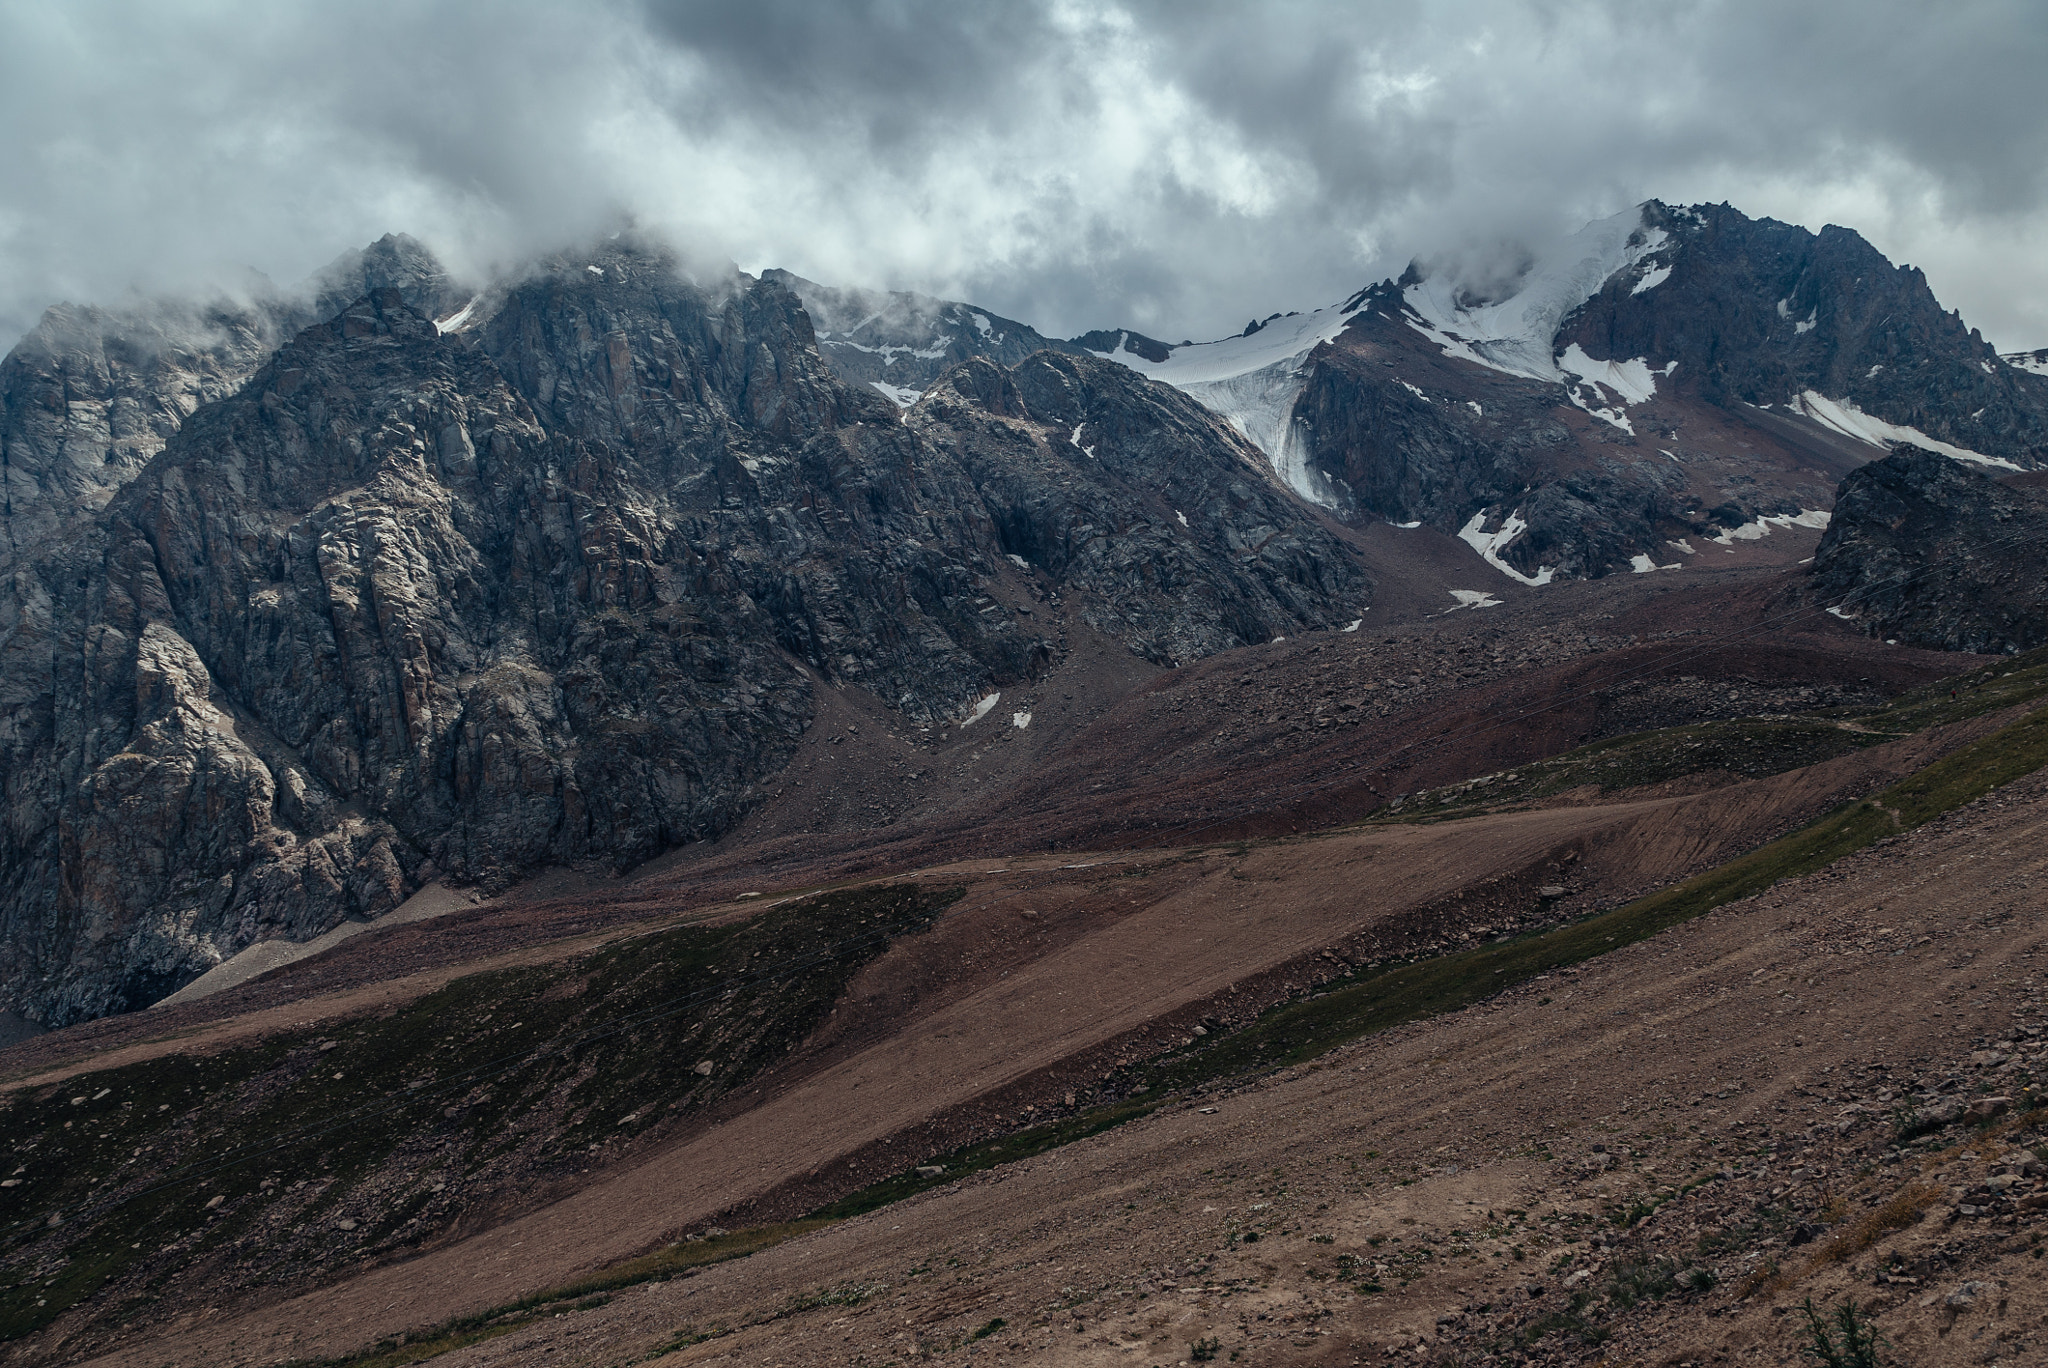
[4,198,2048,1367]
[2,199,2044,1029]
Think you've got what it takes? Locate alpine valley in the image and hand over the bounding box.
[4,202,2048,1368]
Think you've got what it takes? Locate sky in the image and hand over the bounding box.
[3,0,2046,351]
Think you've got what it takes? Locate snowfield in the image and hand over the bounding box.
[1090,309,1365,507]
[1401,206,1666,385]
[1787,392,2023,471]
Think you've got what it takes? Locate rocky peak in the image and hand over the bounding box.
[1808,445,2048,654]
[1,265,1373,1026]
[1558,201,2048,463]
[761,268,1081,408]
[0,236,472,570]
[303,232,468,328]
[0,295,286,564]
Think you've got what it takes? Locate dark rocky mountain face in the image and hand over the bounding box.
[1559,202,2048,462]
[0,234,464,570]
[912,352,1370,664]
[0,298,284,564]
[760,270,1082,406]
[1264,202,2048,583]
[0,244,1367,1027]
[1808,446,2048,654]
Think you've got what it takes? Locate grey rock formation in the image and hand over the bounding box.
[1808,446,2048,654]
[0,242,1368,1026]
[0,297,285,564]
[1560,202,2048,463]
[0,233,466,570]
[761,270,1078,406]
[913,351,1370,663]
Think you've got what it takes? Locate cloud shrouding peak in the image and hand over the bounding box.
[3,0,2046,349]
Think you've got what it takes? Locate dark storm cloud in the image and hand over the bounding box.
[2,0,2045,350]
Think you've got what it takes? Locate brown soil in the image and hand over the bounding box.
[84,737,2042,1368]
[31,704,2025,1368]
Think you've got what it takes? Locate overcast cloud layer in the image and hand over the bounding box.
[3,0,2046,350]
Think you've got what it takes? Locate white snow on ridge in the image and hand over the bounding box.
[1631,265,1672,295]
[1458,510,1555,586]
[1090,307,1364,508]
[1788,391,2024,471]
[1709,508,1829,547]
[2003,350,2048,376]
[1401,206,1666,385]
[827,338,949,362]
[871,381,923,408]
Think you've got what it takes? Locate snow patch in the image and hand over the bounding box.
[871,381,923,408]
[971,312,994,336]
[1005,553,1030,570]
[1789,391,2024,471]
[1630,265,1672,295]
[1668,538,1696,555]
[1630,554,1680,573]
[1826,606,1856,621]
[1567,387,1634,434]
[1402,206,1666,384]
[1399,380,1431,402]
[1446,589,1503,610]
[1795,311,1817,335]
[825,338,949,362]
[960,692,1001,726]
[2004,351,2048,376]
[1175,510,1188,528]
[1094,304,1365,507]
[1458,510,1554,586]
[1467,400,1483,416]
[1342,618,1363,632]
[586,265,604,277]
[1391,520,1421,529]
[1011,711,1032,730]
[434,295,482,335]
[1557,344,1670,406]
[1710,508,1830,547]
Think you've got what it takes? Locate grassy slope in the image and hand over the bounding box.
[0,884,960,1343]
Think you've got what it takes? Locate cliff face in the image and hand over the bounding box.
[0,234,461,569]
[0,243,1368,1026]
[1808,447,2048,655]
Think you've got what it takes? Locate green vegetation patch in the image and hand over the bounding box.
[819,693,2048,1236]
[1379,640,2048,823]
[0,883,959,1344]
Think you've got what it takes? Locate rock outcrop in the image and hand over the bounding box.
[0,234,463,569]
[1808,446,2048,654]
[0,242,1368,1026]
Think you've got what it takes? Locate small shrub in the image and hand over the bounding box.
[1190,1334,1223,1361]
[970,1317,1006,1341]
[1601,1252,1677,1309]
[1795,1297,1884,1368]
[1680,1266,1718,1293]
